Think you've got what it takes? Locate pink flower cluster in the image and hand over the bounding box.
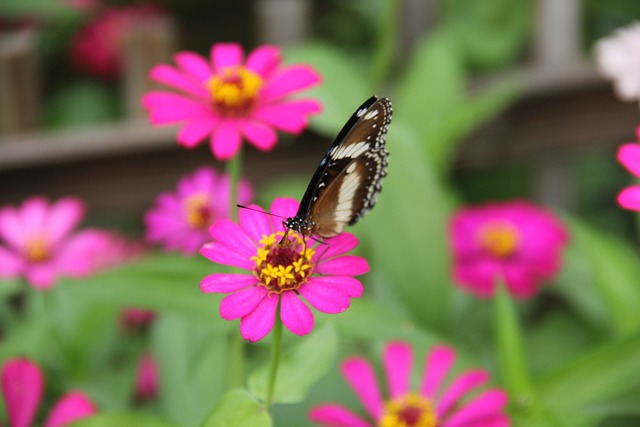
[142,43,322,160]
[1,358,96,427]
[617,126,640,211]
[310,341,510,426]
[450,200,568,300]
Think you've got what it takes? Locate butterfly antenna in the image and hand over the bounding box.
[236,204,288,220]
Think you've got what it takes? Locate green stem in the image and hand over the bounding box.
[226,145,243,221]
[369,0,399,93]
[265,299,283,412]
[493,281,534,405]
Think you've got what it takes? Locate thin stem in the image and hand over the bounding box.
[229,332,245,388]
[226,146,243,221]
[265,299,283,412]
[493,281,534,404]
[369,0,399,93]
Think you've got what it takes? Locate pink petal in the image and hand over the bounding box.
[309,404,373,427]
[306,276,363,298]
[200,242,253,270]
[208,219,257,258]
[253,99,322,133]
[0,246,22,278]
[176,119,217,148]
[148,64,207,97]
[445,389,508,427]
[24,263,57,290]
[383,342,413,399]
[341,358,384,420]
[617,143,640,177]
[503,264,538,300]
[317,255,369,276]
[142,92,211,124]
[317,233,360,260]
[245,45,281,78]
[239,204,272,242]
[280,291,314,336]
[219,286,268,320]
[437,370,489,418]
[240,121,278,151]
[298,281,352,314]
[211,121,242,160]
[420,346,455,400]
[239,294,279,342]
[618,186,640,211]
[56,230,111,276]
[20,197,48,239]
[211,43,243,72]
[453,261,498,298]
[174,51,213,82]
[200,273,258,293]
[261,65,322,102]
[44,392,97,427]
[1,358,44,427]
[0,206,26,252]
[45,198,85,247]
[270,198,300,233]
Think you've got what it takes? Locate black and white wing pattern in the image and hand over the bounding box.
[284,96,392,239]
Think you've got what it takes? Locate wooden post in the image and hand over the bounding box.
[255,0,310,45]
[533,0,582,63]
[122,16,176,121]
[0,29,39,134]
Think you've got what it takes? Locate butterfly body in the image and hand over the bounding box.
[284,96,392,239]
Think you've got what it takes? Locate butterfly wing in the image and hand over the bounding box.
[295,96,392,238]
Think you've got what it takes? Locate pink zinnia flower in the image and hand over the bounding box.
[310,341,510,427]
[70,3,168,80]
[1,358,97,427]
[134,352,159,402]
[595,22,640,102]
[0,196,110,289]
[142,42,322,160]
[449,200,568,300]
[617,125,640,210]
[199,197,369,342]
[145,166,253,254]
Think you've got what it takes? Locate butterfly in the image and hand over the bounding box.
[284,96,392,240]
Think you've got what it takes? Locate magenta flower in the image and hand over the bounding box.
[142,42,322,160]
[617,126,640,210]
[0,197,110,289]
[145,167,253,254]
[1,358,97,427]
[134,352,159,402]
[310,341,510,427]
[70,3,168,80]
[120,308,156,331]
[200,197,369,342]
[449,200,568,300]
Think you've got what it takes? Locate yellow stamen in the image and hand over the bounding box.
[25,236,49,262]
[184,194,213,230]
[206,66,264,116]
[478,221,519,258]
[379,394,437,427]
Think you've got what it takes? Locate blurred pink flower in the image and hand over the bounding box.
[596,22,640,102]
[70,3,167,80]
[1,358,97,427]
[142,42,322,160]
[310,341,510,427]
[90,232,147,272]
[0,196,110,289]
[617,126,640,210]
[134,352,159,402]
[120,308,156,331]
[449,200,568,300]
[145,167,253,254]
[200,197,368,342]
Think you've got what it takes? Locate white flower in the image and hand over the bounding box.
[595,22,640,102]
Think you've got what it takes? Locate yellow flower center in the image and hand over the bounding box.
[184,194,214,230]
[379,394,437,427]
[25,236,50,263]
[478,221,519,258]
[206,66,264,117]
[251,232,314,294]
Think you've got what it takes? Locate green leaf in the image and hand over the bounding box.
[249,324,338,404]
[561,216,640,336]
[43,81,120,130]
[199,389,272,427]
[284,42,369,136]
[70,413,181,427]
[152,314,232,427]
[539,330,640,427]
